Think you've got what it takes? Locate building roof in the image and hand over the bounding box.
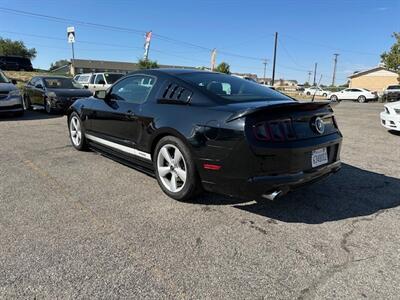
[71,59,193,72]
[71,59,138,71]
[348,66,398,78]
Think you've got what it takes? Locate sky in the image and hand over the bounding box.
[0,0,399,85]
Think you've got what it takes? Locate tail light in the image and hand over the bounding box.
[253,119,296,142]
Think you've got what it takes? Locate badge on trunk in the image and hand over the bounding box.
[311,117,325,134]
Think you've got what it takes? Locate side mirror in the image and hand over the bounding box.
[98,80,106,85]
[94,90,107,99]
[83,85,88,89]
[11,79,17,85]
[35,84,43,89]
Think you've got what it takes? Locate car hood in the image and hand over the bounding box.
[0,83,17,92]
[47,88,93,97]
[384,101,400,108]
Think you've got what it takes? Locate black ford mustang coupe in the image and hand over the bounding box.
[67,69,342,201]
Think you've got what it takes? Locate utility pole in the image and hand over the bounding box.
[307,71,312,84]
[313,62,318,86]
[271,32,278,86]
[262,59,267,84]
[332,53,339,86]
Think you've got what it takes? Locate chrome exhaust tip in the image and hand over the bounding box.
[262,190,283,201]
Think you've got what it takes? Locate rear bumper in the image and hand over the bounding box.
[200,133,342,200]
[246,160,341,197]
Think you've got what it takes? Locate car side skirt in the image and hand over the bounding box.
[85,134,152,161]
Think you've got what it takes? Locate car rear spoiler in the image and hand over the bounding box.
[226,101,332,122]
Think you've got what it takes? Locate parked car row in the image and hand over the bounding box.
[302,86,380,103]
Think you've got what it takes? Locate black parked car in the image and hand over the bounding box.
[67,69,342,201]
[0,56,33,71]
[23,76,93,114]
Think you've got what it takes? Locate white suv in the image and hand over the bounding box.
[73,72,124,93]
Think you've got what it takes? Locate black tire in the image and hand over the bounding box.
[154,136,202,201]
[306,92,311,96]
[68,112,88,151]
[322,93,327,97]
[330,95,338,102]
[358,95,366,103]
[44,97,53,114]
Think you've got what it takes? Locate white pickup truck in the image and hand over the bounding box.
[74,72,124,93]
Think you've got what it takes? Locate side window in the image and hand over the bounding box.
[90,74,96,84]
[95,74,105,84]
[352,89,361,92]
[110,75,156,104]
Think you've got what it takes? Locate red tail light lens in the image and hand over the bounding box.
[253,119,296,142]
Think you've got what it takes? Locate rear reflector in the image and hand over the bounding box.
[203,163,222,170]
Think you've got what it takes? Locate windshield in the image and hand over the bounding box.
[178,72,291,102]
[388,85,400,90]
[105,73,124,84]
[43,77,83,89]
[0,71,10,83]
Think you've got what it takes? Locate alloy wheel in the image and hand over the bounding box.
[157,144,187,193]
[70,116,82,147]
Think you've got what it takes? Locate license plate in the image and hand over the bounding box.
[311,148,328,168]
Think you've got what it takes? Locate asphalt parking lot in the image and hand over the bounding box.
[0,101,399,299]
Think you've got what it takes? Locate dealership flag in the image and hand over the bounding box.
[143,31,152,60]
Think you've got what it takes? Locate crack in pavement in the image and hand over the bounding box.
[296,211,389,300]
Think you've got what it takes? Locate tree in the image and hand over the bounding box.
[49,59,70,71]
[0,37,37,59]
[215,62,230,74]
[138,59,159,69]
[381,32,400,72]
[303,82,310,87]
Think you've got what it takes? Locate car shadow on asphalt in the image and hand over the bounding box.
[0,110,63,121]
[389,130,400,136]
[196,164,400,224]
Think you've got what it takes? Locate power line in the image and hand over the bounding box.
[0,7,267,62]
[282,33,380,56]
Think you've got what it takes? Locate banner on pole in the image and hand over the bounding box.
[143,31,152,60]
